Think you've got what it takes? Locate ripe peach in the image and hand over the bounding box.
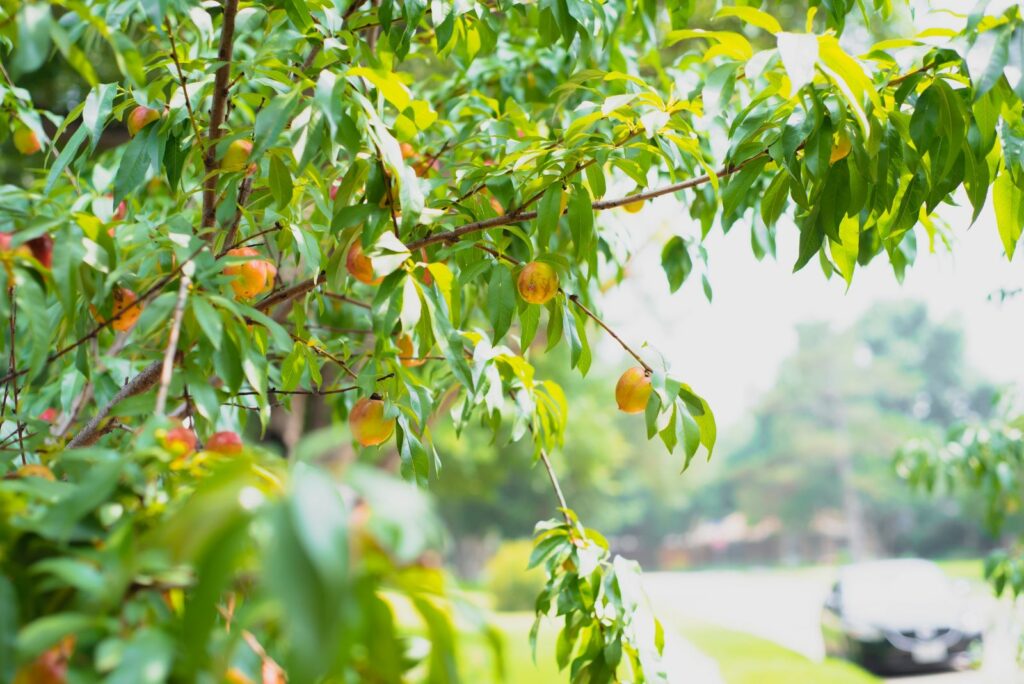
[13,636,73,684]
[113,199,127,221]
[28,234,53,269]
[160,426,197,457]
[13,126,41,155]
[346,241,383,285]
[615,367,652,414]
[0,232,31,258]
[39,408,58,423]
[516,261,559,305]
[330,180,341,200]
[222,139,254,173]
[16,464,56,481]
[206,430,243,455]
[830,131,852,164]
[488,193,504,215]
[127,106,160,136]
[349,395,395,447]
[224,668,255,684]
[223,247,276,299]
[108,287,143,331]
[400,142,417,160]
[397,334,425,367]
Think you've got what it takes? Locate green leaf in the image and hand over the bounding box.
[191,297,223,350]
[993,167,1024,260]
[107,629,174,684]
[716,6,782,34]
[44,126,87,194]
[537,184,564,250]
[660,236,692,293]
[487,264,515,343]
[82,83,116,153]
[114,125,160,204]
[270,155,294,209]
[0,576,16,682]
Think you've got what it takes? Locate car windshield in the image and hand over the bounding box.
[842,562,953,608]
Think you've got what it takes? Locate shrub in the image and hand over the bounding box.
[485,539,546,612]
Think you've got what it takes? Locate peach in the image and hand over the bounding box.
[349,395,395,447]
[28,234,53,269]
[206,430,243,455]
[623,198,644,213]
[113,199,127,221]
[346,241,383,285]
[223,247,276,299]
[13,126,41,155]
[13,636,73,684]
[516,261,559,305]
[109,287,143,331]
[16,464,56,481]
[400,142,417,160]
[830,131,852,164]
[39,408,58,423]
[222,139,254,173]
[615,367,652,414]
[161,425,197,457]
[127,106,160,136]
[397,334,425,367]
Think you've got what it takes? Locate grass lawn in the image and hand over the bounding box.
[936,557,985,582]
[678,623,880,684]
[461,612,563,683]
[463,612,879,684]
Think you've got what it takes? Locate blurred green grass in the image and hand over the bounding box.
[678,623,880,684]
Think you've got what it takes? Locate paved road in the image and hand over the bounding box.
[641,569,1024,684]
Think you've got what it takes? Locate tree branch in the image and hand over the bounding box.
[201,0,240,232]
[539,448,574,528]
[66,361,163,448]
[154,273,191,415]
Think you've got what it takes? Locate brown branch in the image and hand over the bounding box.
[567,295,651,373]
[165,18,204,146]
[254,271,326,312]
[322,292,372,309]
[221,176,254,252]
[154,273,191,415]
[291,334,358,380]
[539,448,573,528]
[221,223,283,256]
[201,0,240,232]
[4,286,24,462]
[405,151,762,251]
[67,361,163,448]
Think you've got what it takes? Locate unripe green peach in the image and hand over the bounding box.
[615,367,652,414]
[517,261,559,305]
[349,395,395,447]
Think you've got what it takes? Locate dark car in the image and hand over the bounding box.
[821,559,983,674]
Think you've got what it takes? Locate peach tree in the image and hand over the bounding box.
[2,0,1024,681]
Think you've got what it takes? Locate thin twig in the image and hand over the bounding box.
[322,292,372,309]
[165,18,204,145]
[221,223,283,255]
[201,0,240,232]
[291,333,358,380]
[67,361,163,448]
[154,273,191,415]
[5,287,24,463]
[539,449,573,528]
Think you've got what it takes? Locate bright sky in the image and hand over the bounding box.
[601,195,1024,430]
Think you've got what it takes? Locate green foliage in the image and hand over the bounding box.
[485,540,546,611]
[1,0,1023,680]
[897,393,1024,597]
[0,426,480,681]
